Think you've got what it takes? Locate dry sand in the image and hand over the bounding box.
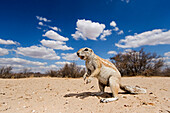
[0,77,169,113]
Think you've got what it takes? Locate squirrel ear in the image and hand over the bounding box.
[90,49,93,53]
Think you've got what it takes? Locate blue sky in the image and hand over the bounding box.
[0,0,170,73]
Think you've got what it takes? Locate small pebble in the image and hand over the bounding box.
[149,92,153,94]
[122,96,127,99]
[124,104,131,107]
[32,110,36,113]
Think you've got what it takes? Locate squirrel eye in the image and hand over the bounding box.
[84,48,88,51]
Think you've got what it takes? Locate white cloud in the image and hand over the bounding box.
[120,49,133,55]
[0,62,59,73]
[72,31,85,40]
[100,30,112,40]
[0,48,9,56]
[32,65,59,73]
[16,46,60,60]
[164,52,170,67]
[0,58,47,66]
[38,22,43,26]
[50,26,58,31]
[37,27,42,29]
[55,61,85,68]
[78,65,86,68]
[107,51,117,55]
[165,61,170,66]
[40,39,73,50]
[124,49,132,52]
[164,52,170,57]
[36,16,51,22]
[118,30,124,35]
[11,64,59,73]
[110,21,123,35]
[110,21,117,27]
[49,26,61,32]
[72,19,105,40]
[0,38,19,45]
[61,52,79,61]
[55,61,71,65]
[43,30,69,41]
[113,27,119,31]
[115,29,170,48]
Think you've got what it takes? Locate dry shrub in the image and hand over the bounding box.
[110,48,165,76]
[0,66,13,78]
[46,62,85,78]
[161,67,170,77]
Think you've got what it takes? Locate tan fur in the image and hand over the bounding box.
[96,56,119,72]
[77,47,146,103]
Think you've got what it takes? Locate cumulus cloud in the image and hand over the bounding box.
[110,21,124,35]
[49,26,61,32]
[0,60,59,73]
[43,30,69,41]
[115,29,170,48]
[55,61,85,68]
[0,48,9,56]
[164,52,170,64]
[78,65,86,68]
[162,52,170,67]
[61,53,79,61]
[10,64,59,73]
[40,39,73,50]
[31,64,84,73]
[36,16,51,22]
[38,22,44,26]
[164,52,170,57]
[72,31,85,40]
[165,61,170,66]
[120,49,134,55]
[118,30,124,35]
[72,19,105,40]
[0,58,47,66]
[16,46,60,60]
[37,27,42,30]
[55,61,71,65]
[113,27,119,31]
[107,51,117,55]
[31,65,59,73]
[100,30,112,40]
[110,21,117,27]
[124,49,133,52]
[108,51,117,55]
[0,38,19,45]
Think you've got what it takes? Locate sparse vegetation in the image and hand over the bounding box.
[0,62,85,78]
[46,62,85,78]
[0,49,169,78]
[110,48,169,76]
[0,66,13,78]
[161,67,170,77]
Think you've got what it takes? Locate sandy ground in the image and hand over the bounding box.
[0,77,169,113]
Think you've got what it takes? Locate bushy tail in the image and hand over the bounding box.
[120,85,147,94]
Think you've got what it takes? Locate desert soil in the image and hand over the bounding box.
[0,77,169,113]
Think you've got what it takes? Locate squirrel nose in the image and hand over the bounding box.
[77,52,79,56]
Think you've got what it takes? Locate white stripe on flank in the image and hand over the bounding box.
[98,57,117,71]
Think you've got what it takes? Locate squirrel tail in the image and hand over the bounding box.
[120,85,147,94]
